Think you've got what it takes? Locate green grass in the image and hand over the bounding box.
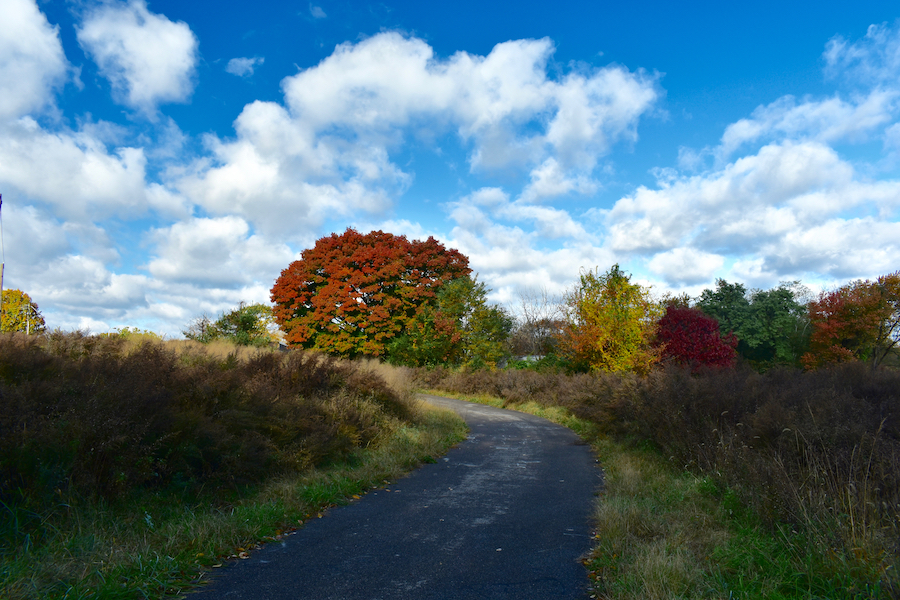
[431,390,897,599]
[0,402,467,599]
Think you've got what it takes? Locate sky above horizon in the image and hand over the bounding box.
[1,0,899,336]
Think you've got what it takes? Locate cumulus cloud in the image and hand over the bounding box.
[280,33,658,174]
[309,4,326,19]
[720,91,898,157]
[519,158,598,203]
[0,117,149,221]
[77,0,198,114]
[605,139,900,286]
[226,56,264,77]
[178,32,659,240]
[0,0,69,119]
[647,247,725,285]
[147,216,296,288]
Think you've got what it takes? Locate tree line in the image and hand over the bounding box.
[260,228,900,373]
[5,227,897,373]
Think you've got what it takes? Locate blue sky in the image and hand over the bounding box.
[2,0,899,336]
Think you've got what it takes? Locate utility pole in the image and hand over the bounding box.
[0,194,4,331]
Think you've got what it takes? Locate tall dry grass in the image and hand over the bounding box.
[0,331,419,533]
[420,362,900,594]
[0,332,460,599]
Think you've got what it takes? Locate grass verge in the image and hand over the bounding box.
[427,389,895,599]
[1,401,467,599]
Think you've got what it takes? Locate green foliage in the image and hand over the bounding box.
[559,265,662,374]
[114,326,164,340]
[697,279,809,367]
[0,289,46,334]
[184,302,276,347]
[388,276,514,369]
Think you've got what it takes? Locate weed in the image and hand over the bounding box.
[424,364,900,597]
[0,332,467,598]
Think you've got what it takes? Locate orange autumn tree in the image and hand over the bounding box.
[802,271,900,369]
[559,265,662,374]
[270,229,470,358]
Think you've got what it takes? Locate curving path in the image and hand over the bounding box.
[187,394,602,600]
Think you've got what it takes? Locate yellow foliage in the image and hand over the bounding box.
[560,265,661,374]
[1,289,46,334]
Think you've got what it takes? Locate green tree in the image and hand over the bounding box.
[184,303,277,347]
[559,265,662,374]
[1,289,46,334]
[388,276,513,368]
[114,327,164,341]
[697,279,808,367]
[696,279,751,337]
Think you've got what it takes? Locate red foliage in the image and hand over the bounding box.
[655,306,737,372]
[800,274,900,369]
[270,229,470,357]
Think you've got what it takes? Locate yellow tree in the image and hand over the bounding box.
[560,265,662,374]
[1,289,46,334]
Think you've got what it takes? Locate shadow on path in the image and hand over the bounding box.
[186,394,602,599]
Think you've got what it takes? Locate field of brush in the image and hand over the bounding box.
[421,364,900,599]
[3,330,898,598]
[0,332,466,599]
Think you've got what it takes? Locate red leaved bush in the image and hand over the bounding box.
[655,306,737,372]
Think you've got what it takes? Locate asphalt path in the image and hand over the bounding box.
[186,394,602,599]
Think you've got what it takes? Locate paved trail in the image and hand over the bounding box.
[187,394,602,599]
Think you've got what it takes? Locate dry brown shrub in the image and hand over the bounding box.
[421,361,900,575]
[0,332,420,513]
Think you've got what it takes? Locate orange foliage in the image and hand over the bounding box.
[270,229,470,358]
[802,271,900,369]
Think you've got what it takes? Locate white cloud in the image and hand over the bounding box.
[647,247,725,285]
[179,32,659,240]
[759,218,900,279]
[0,0,69,120]
[226,56,264,77]
[147,216,296,288]
[604,139,900,287]
[77,0,198,114]
[309,4,327,19]
[519,158,598,203]
[280,34,577,139]
[824,21,900,87]
[720,91,898,157]
[279,33,658,173]
[0,117,149,221]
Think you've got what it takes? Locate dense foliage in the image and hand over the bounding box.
[389,276,514,368]
[802,272,900,369]
[559,265,662,374]
[184,302,277,347]
[696,280,808,367]
[0,332,416,505]
[655,305,737,371]
[271,229,470,358]
[0,289,45,334]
